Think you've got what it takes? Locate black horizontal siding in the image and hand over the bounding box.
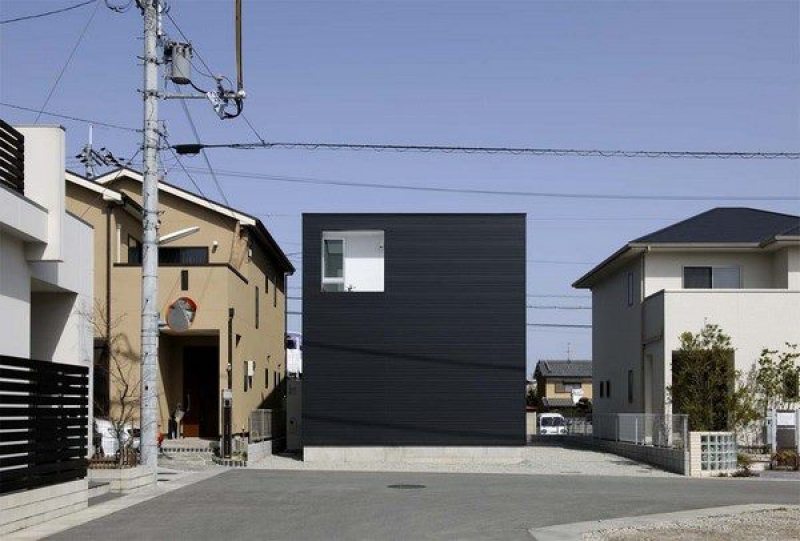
[302,214,526,446]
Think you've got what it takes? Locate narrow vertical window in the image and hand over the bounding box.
[255,286,260,329]
[626,272,634,306]
[627,370,634,403]
[606,380,611,398]
[181,269,189,291]
[322,238,345,292]
[273,274,278,307]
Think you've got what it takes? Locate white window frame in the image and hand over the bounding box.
[682,265,742,289]
[321,235,346,292]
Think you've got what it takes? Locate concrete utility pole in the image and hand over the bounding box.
[140,0,161,470]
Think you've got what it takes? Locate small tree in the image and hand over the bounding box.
[669,324,736,431]
[526,386,537,408]
[754,344,800,414]
[88,301,140,465]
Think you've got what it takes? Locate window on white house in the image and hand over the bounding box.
[683,266,741,289]
[321,231,384,292]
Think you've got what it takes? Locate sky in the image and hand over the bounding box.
[1,1,798,376]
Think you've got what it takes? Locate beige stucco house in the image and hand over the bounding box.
[65,167,294,439]
[533,360,592,410]
[574,208,800,431]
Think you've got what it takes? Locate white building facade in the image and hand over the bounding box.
[0,125,94,370]
[574,208,800,421]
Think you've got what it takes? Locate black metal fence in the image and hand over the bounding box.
[0,119,25,194]
[0,355,89,495]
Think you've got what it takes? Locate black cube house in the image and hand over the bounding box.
[302,214,526,447]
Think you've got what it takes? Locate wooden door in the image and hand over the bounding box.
[182,346,219,438]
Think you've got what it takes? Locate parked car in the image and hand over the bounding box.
[94,418,138,457]
[539,413,567,435]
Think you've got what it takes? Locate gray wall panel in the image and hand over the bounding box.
[302,214,526,446]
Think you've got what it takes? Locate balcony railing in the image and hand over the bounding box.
[0,119,24,194]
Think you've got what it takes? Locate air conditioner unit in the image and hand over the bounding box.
[246,360,255,377]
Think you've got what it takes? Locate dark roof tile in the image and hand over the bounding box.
[632,207,799,245]
[535,360,592,378]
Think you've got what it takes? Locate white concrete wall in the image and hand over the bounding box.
[0,230,32,358]
[772,246,800,289]
[344,231,384,292]
[0,183,48,243]
[590,257,644,419]
[644,251,779,295]
[17,126,65,261]
[661,290,800,411]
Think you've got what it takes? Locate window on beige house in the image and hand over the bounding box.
[555,381,583,393]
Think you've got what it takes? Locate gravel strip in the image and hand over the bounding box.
[584,507,800,540]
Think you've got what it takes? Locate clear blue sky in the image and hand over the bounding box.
[2,1,798,375]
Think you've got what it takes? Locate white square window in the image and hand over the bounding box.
[321,231,384,292]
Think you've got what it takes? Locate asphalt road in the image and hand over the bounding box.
[47,470,800,541]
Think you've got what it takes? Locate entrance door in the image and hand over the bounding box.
[182,346,219,438]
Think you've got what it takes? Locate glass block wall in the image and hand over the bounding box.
[700,433,737,472]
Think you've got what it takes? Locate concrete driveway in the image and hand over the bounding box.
[246,444,677,477]
[45,470,799,541]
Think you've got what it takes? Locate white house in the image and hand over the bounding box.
[0,123,94,534]
[573,208,800,426]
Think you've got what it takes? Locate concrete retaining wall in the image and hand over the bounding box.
[88,466,156,493]
[303,446,527,464]
[247,439,275,463]
[526,412,537,437]
[0,479,88,535]
[563,436,689,475]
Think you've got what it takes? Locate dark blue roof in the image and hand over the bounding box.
[632,208,800,244]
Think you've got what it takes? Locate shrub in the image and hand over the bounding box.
[771,449,799,471]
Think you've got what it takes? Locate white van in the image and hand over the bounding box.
[539,413,567,435]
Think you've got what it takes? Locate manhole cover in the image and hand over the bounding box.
[387,484,426,490]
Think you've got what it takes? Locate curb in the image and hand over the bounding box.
[527,504,798,541]
[212,456,247,467]
[7,468,228,541]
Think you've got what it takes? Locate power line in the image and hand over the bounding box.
[184,166,800,202]
[164,7,264,141]
[0,0,96,25]
[174,85,231,206]
[0,102,140,132]
[34,0,101,123]
[528,305,591,310]
[528,259,594,265]
[528,294,588,298]
[175,141,800,160]
[528,323,592,328]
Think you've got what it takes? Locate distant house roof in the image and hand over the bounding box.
[574,208,800,288]
[534,360,592,379]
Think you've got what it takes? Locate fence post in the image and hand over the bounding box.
[635,417,639,445]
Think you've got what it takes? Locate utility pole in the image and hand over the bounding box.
[140,0,161,470]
